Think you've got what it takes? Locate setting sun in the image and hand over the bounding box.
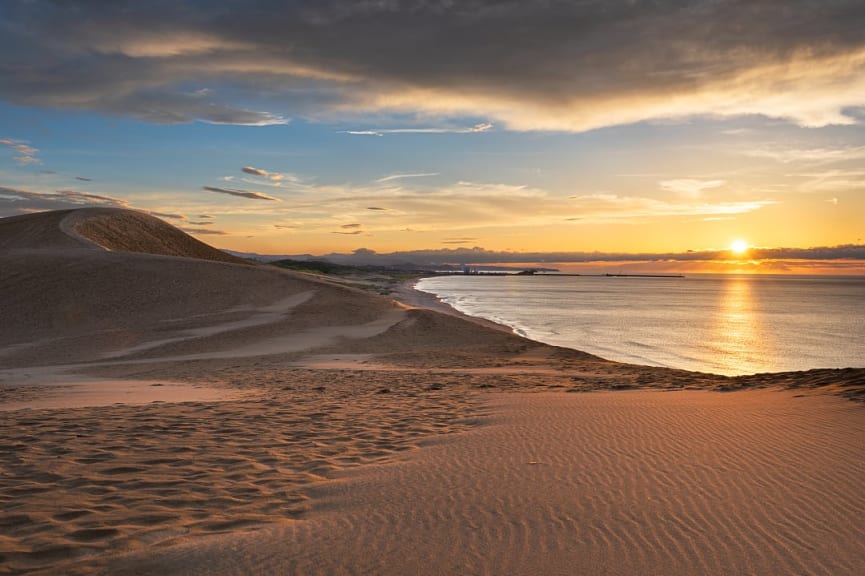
[730,239,749,255]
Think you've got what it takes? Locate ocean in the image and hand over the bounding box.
[415,274,865,376]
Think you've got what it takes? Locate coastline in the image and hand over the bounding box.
[391,276,518,335]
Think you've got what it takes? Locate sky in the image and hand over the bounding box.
[1,0,864,273]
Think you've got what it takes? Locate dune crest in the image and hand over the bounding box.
[65,208,248,264]
[0,208,246,264]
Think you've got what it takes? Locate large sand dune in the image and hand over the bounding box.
[0,208,540,370]
[1,208,863,575]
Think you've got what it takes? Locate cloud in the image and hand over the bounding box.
[658,179,725,199]
[316,243,865,267]
[5,2,865,131]
[215,174,777,237]
[242,166,268,177]
[0,138,40,165]
[202,185,280,201]
[375,172,439,183]
[239,166,307,188]
[331,230,363,235]
[75,176,93,182]
[442,236,479,245]
[745,146,865,164]
[567,193,775,223]
[345,124,492,136]
[0,186,130,217]
[148,211,186,220]
[340,223,361,229]
[182,227,227,235]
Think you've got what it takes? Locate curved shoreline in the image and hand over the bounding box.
[391,277,518,335]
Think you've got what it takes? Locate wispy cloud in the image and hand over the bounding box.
[345,123,492,136]
[148,211,187,221]
[202,185,280,201]
[0,186,130,217]
[442,236,479,245]
[744,146,865,164]
[658,179,726,199]
[0,138,40,165]
[183,227,228,235]
[375,172,439,183]
[568,193,775,223]
[238,166,308,190]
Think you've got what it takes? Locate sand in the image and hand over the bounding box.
[104,389,865,576]
[2,208,864,575]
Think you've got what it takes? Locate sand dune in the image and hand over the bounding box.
[1,208,863,575]
[102,389,865,576]
[0,208,543,370]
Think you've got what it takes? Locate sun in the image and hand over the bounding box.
[730,239,749,254]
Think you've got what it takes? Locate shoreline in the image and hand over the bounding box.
[391,277,518,335]
[395,274,865,379]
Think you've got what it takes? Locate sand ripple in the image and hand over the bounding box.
[107,389,865,576]
[0,372,477,575]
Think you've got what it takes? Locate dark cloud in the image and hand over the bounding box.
[202,185,279,201]
[242,166,268,176]
[341,223,361,229]
[366,206,387,211]
[442,236,478,245]
[187,220,212,225]
[331,230,363,235]
[148,210,187,220]
[75,176,93,182]
[2,2,864,129]
[182,227,228,235]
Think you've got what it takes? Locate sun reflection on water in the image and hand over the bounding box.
[711,276,771,374]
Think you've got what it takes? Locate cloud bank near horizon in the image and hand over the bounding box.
[277,244,865,267]
[2,1,865,130]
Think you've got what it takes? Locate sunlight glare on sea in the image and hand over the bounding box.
[417,274,865,376]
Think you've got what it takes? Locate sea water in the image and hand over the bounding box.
[415,274,865,376]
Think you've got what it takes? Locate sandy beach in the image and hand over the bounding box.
[2,208,863,575]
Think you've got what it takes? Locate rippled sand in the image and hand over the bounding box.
[101,389,865,576]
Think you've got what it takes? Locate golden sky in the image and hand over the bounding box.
[1,1,863,272]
